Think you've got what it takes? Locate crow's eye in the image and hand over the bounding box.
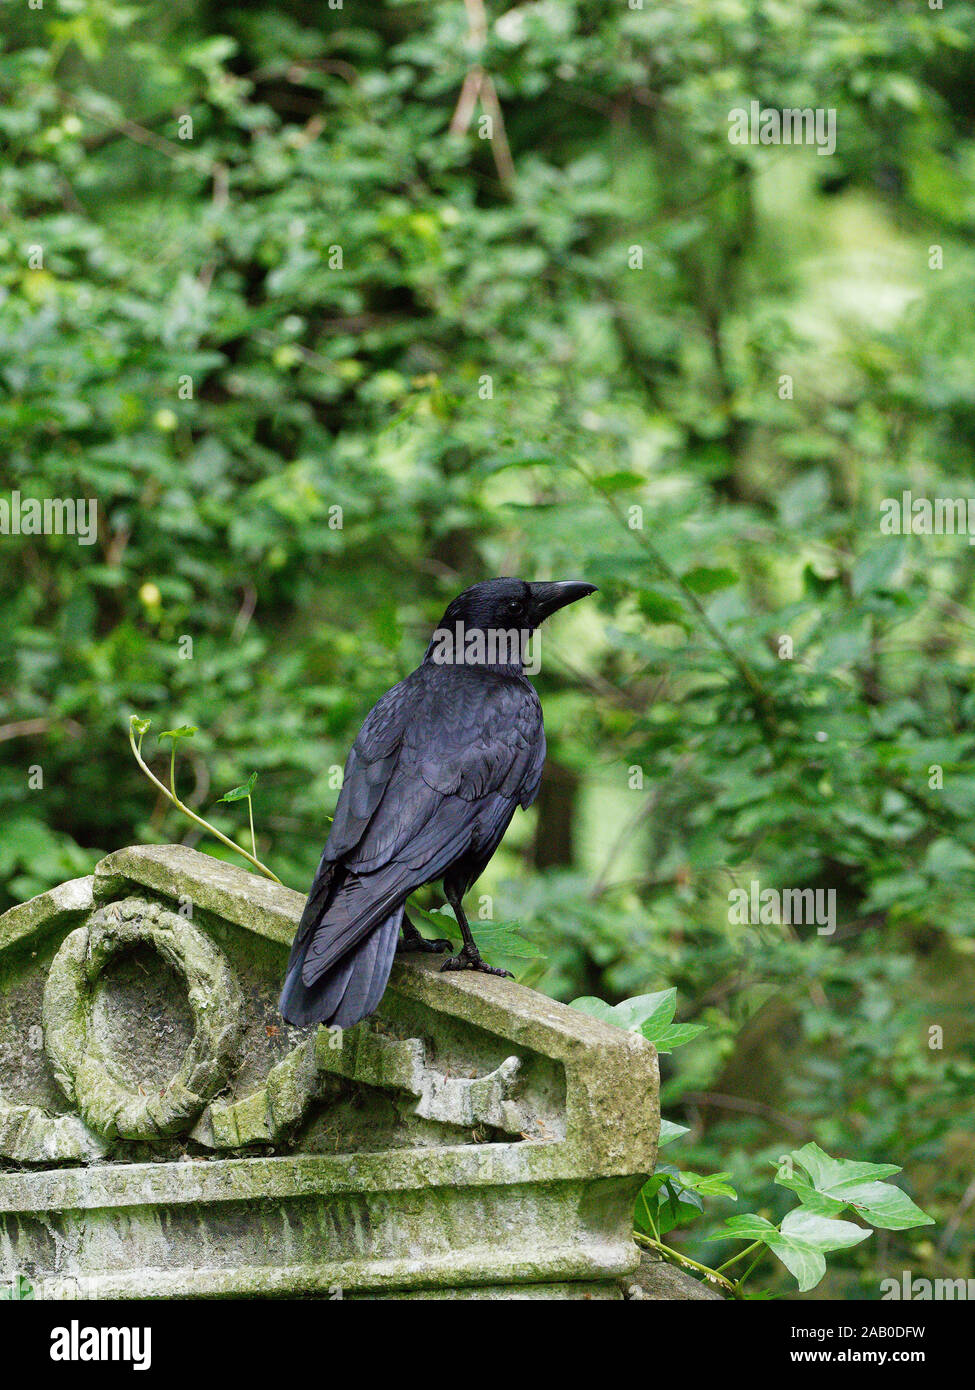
[504,600,521,618]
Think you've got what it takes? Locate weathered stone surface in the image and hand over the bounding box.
[0,874,94,956]
[0,1105,107,1165]
[0,844,659,1298]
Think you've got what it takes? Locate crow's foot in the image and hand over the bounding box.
[399,935,452,954]
[398,920,452,954]
[440,943,513,978]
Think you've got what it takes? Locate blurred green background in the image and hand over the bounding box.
[2,0,974,1296]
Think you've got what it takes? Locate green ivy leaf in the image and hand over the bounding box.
[709,1209,870,1292]
[676,1169,738,1200]
[570,988,704,1051]
[568,995,622,1025]
[570,987,673,1031]
[613,988,676,1032]
[219,771,258,803]
[777,1143,934,1230]
[641,1164,706,1235]
[460,921,545,958]
[413,906,544,958]
[647,1021,707,1053]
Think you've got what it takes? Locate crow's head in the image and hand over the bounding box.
[425,576,596,670]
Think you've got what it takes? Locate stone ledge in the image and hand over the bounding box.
[93,845,304,946]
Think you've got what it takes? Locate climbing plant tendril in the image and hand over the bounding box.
[127,716,283,885]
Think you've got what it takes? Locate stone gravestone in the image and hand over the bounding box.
[0,845,659,1299]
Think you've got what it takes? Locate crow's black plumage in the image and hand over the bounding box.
[279,576,596,1029]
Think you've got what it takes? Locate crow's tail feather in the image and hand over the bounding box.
[278,904,402,1029]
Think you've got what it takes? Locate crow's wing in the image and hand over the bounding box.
[298,666,544,988]
[283,674,422,975]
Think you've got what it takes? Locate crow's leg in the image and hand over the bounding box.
[397,911,452,954]
[439,886,513,978]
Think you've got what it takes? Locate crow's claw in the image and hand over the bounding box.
[440,945,513,978]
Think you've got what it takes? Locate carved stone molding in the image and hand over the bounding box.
[43,897,244,1141]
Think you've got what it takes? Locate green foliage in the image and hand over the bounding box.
[412,904,543,962]
[606,987,933,1294]
[712,1211,871,1295]
[0,1274,35,1300]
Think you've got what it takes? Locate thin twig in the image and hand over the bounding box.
[0,717,83,742]
[939,1173,975,1254]
[449,0,516,191]
[680,1090,809,1139]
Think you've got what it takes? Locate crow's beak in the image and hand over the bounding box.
[529,580,598,623]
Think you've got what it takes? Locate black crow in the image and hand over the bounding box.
[279,576,596,1029]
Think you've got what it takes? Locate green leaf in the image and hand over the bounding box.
[591,470,646,493]
[219,771,259,803]
[681,565,738,595]
[636,587,687,624]
[413,906,544,959]
[570,988,675,1032]
[612,988,676,1032]
[0,1274,34,1300]
[767,1211,871,1293]
[461,921,545,959]
[159,725,198,743]
[709,1213,778,1242]
[851,541,906,598]
[646,1021,707,1052]
[570,988,705,1050]
[708,1209,870,1292]
[644,1165,706,1235]
[129,715,150,737]
[777,1143,934,1230]
[658,1118,690,1147]
[676,1169,738,1200]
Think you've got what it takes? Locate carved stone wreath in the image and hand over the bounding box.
[42,897,244,1141]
